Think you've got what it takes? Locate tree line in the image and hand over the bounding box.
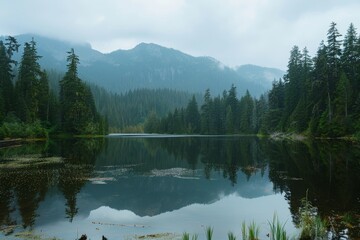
[144,86,264,134]
[91,86,202,132]
[2,21,359,137]
[0,37,106,138]
[145,22,360,137]
[268,22,360,137]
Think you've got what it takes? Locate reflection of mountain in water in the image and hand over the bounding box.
[1,136,360,238]
[77,167,273,217]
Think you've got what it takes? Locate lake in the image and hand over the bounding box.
[0,135,359,239]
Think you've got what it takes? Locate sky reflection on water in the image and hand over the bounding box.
[1,136,359,239]
[36,193,296,240]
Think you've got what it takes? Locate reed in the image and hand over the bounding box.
[182,232,190,240]
[205,226,213,240]
[241,221,260,240]
[228,231,237,240]
[268,214,288,240]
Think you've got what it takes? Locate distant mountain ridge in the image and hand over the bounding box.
[5,34,285,96]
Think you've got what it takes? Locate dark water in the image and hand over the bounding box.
[0,136,359,239]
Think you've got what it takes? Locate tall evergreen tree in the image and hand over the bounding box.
[0,37,19,121]
[200,89,212,134]
[38,71,50,123]
[185,95,200,133]
[225,84,238,132]
[15,39,42,123]
[239,90,254,133]
[60,49,103,134]
[266,79,285,131]
[283,46,303,128]
[341,23,358,105]
[327,22,342,95]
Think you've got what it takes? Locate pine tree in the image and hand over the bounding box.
[341,23,358,105]
[185,95,200,133]
[60,49,103,134]
[225,84,238,132]
[0,37,19,121]
[283,46,303,129]
[327,22,342,94]
[200,89,212,134]
[15,39,42,123]
[239,90,254,133]
[266,79,285,131]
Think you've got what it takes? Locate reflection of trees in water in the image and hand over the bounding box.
[0,142,59,230]
[0,172,16,234]
[97,137,267,185]
[143,137,267,184]
[265,139,360,227]
[55,138,104,222]
[0,138,104,228]
[1,137,359,235]
[0,166,59,230]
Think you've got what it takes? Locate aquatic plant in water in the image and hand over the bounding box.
[268,214,288,240]
[228,231,237,240]
[297,192,327,239]
[205,226,213,240]
[182,232,198,240]
[241,221,260,240]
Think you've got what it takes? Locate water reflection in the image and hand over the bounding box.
[0,136,359,239]
[265,140,360,229]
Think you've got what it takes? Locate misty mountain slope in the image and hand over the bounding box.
[6,34,285,96]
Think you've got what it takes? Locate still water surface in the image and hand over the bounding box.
[0,136,359,239]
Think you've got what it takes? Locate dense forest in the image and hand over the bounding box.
[1,22,360,138]
[146,22,360,137]
[0,37,106,138]
[91,87,202,132]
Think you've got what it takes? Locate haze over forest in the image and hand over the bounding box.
[4,34,284,97]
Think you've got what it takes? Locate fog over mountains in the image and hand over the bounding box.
[10,34,284,96]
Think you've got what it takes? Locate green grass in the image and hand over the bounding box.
[268,214,288,240]
[182,232,198,240]
[297,191,327,239]
[241,221,259,240]
[228,231,236,240]
[205,226,213,240]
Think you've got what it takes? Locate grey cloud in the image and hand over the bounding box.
[0,0,359,69]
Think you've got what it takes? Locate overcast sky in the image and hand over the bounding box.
[1,0,359,70]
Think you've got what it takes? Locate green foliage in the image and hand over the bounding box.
[297,192,327,240]
[59,49,106,135]
[0,121,48,139]
[185,95,201,133]
[228,231,237,240]
[268,214,288,240]
[152,86,265,135]
[0,38,18,122]
[144,111,160,133]
[182,232,190,240]
[241,221,260,240]
[0,37,107,138]
[205,226,213,240]
[264,22,360,137]
[182,232,198,240]
[15,40,43,123]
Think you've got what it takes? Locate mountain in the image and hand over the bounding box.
[6,34,285,96]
